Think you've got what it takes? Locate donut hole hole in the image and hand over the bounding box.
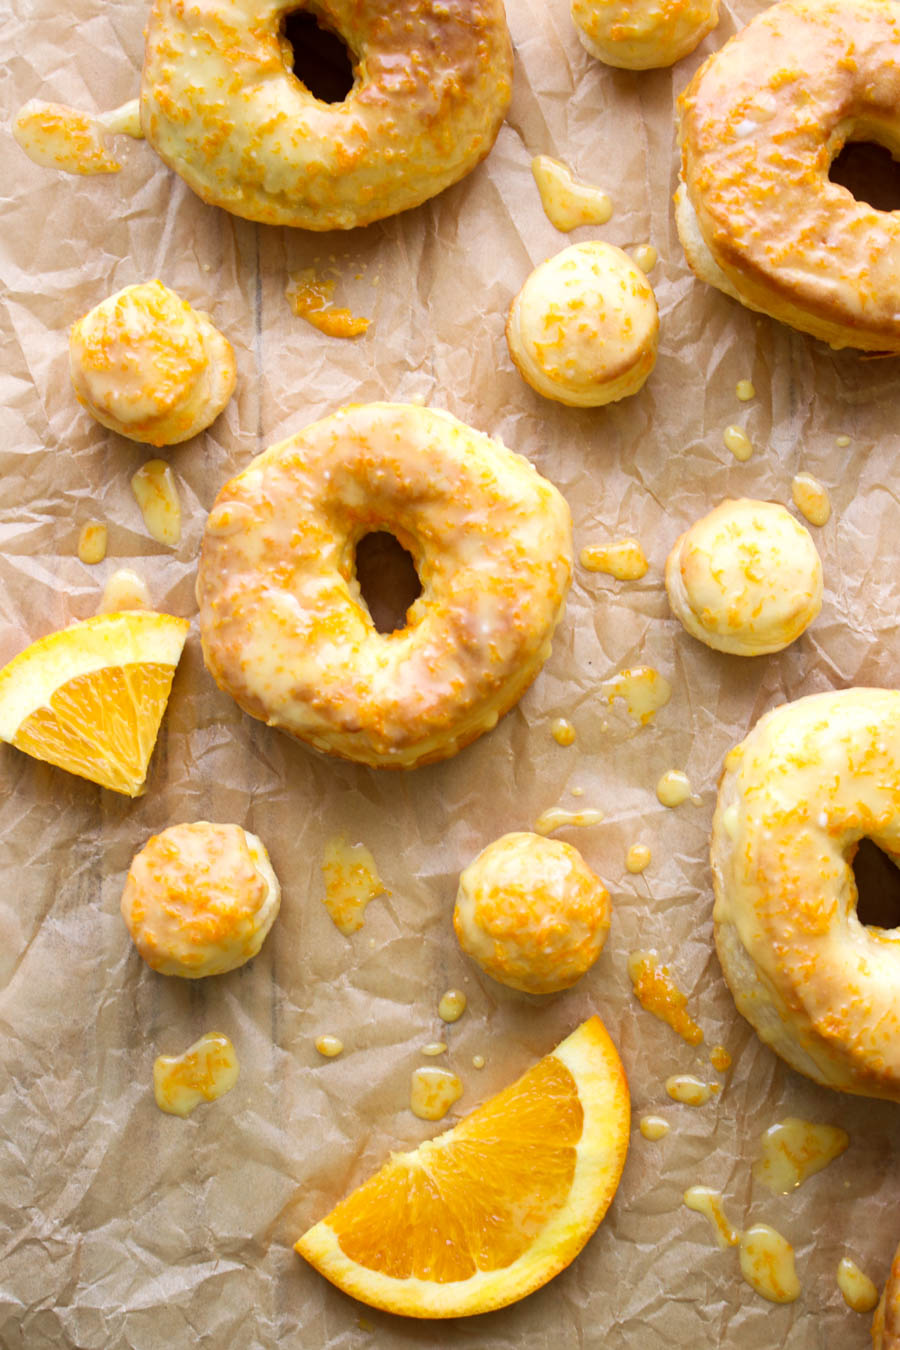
[282,9,356,104]
[829,140,900,213]
[852,838,900,930]
[354,531,422,634]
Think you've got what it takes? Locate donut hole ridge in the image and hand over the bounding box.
[852,837,900,932]
[353,530,423,635]
[828,120,900,214]
[281,8,356,104]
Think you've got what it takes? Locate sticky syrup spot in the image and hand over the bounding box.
[98,568,151,613]
[791,473,831,526]
[836,1258,879,1313]
[739,1225,801,1303]
[752,1118,849,1194]
[422,1042,447,1057]
[625,843,651,874]
[321,835,388,936]
[410,1066,463,1121]
[723,425,753,461]
[710,1045,732,1072]
[438,989,467,1023]
[580,538,648,580]
[605,667,671,724]
[656,770,692,807]
[628,950,703,1044]
[315,1035,344,1058]
[683,1186,740,1248]
[153,1032,239,1117]
[533,807,603,835]
[639,1114,670,1140]
[550,717,576,746]
[531,155,613,231]
[131,460,181,546]
[77,522,107,564]
[631,244,657,273]
[472,1054,486,1069]
[735,379,756,401]
[286,268,370,338]
[665,1074,718,1106]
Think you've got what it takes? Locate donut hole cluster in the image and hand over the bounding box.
[354,530,423,634]
[852,837,900,932]
[281,8,356,104]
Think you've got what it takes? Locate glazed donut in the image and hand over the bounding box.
[141,0,514,230]
[454,831,611,994]
[665,498,823,656]
[676,0,900,352]
[874,1240,900,1350]
[69,281,235,446]
[711,688,900,1102]
[120,821,281,977]
[506,242,659,408]
[572,0,719,70]
[196,403,573,769]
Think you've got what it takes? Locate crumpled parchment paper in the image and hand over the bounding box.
[3,0,900,1345]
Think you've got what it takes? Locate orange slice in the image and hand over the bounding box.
[0,611,189,796]
[295,1016,629,1318]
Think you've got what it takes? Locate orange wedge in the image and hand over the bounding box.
[0,611,189,796]
[295,1016,629,1318]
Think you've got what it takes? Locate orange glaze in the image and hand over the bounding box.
[153,1031,240,1116]
[141,0,513,230]
[13,101,122,174]
[709,1045,731,1072]
[321,835,387,936]
[286,270,370,338]
[628,950,703,1045]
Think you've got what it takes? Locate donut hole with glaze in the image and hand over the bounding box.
[851,837,900,932]
[353,530,423,634]
[281,8,357,105]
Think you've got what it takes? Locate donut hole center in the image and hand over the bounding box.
[354,531,423,634]
[282,9,356,104]
[852,838,900,931]
[829,134,900,213]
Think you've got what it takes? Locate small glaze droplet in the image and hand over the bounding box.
[791,473,831,526]
[285,268,370,338]
[580,538,648,580]
[836,434,851,447]
[422,1042,447,1057]
[410,1066,463,1121]
[531,155,613,231]
[605,667,672,725]
[153,1032,239,1117]
[321,835,388,936]
[631,244,657,273]
[710,1045,732,1072]
[739,1225,801,1303]
[629,950,703,1045]
[657,770,692,807]
[639,1114,670,1140]
[472,1054,486,1069]
[315,1035,344,1058]
[438,989,467,1023]
[683,1186,740,1248]
[752,1117,849,1194]
[625,843,652,874]
[550,717,576,746]
[131,460,182,546]
[98,568,151,613]
[723,425,753,461]
[666,1074,718,1106]
[735,379,756,401]
[836,1257,879,1313]
[77,522,107,564]
[534,807,603,835]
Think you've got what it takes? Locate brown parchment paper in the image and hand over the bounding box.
[3,1,900,1345]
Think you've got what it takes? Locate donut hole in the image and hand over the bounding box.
[282,9,356,104]
[852,838,900,931]
[829,137,900,213]
[354,531,422,634]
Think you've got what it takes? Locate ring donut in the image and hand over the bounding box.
[196,403,573,769]
[676,0,900,351]
[711,688,900,1102]
[141,0,514,229]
